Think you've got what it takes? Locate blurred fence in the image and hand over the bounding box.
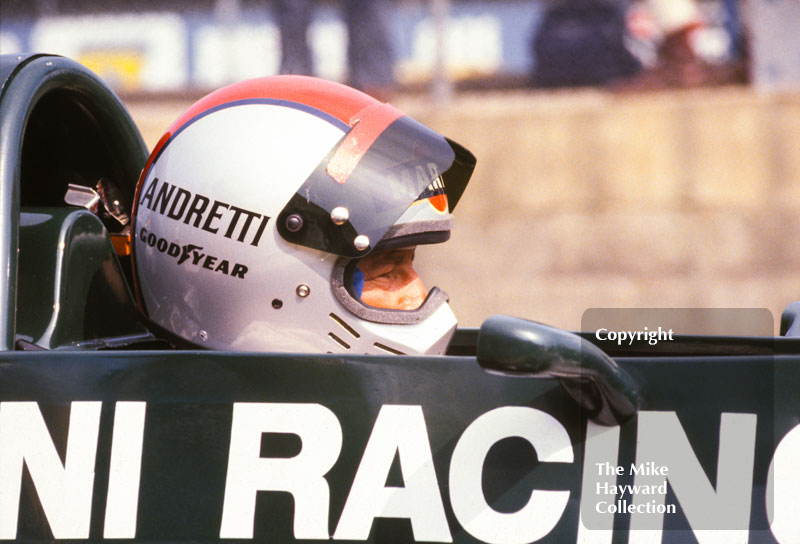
[402,87,799,332]
[1,1,543,93]
[3,0,798,94]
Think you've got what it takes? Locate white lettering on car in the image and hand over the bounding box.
[2,402,795,543]
[219,403,342,540]
[449,406,573,544]
[0,402,146,540]
[334,405,450,542]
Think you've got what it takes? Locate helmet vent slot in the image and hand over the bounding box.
[373,342,405,356]
[329,313,361,339]
[328,332,351,350]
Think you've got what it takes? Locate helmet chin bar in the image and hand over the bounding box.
[331,255,450,325]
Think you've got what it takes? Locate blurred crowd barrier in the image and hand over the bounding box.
[404,88,799,332]
[0,2,538,92]
[2,0,798,93]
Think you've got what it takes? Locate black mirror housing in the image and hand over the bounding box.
[477,315,639,425]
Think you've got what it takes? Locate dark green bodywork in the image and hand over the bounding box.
[16,208,151,349]
[1,54,799,543]
[0,53,147,351]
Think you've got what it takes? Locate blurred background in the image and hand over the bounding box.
[2,0,798,332]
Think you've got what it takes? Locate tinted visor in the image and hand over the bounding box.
[277,109,475,257]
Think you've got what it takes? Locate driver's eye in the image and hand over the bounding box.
[355,248,426,311]
[357,249,415,279]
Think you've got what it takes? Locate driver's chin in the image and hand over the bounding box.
[361,276,427,310]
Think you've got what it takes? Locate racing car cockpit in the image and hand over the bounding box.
[0,53,154,351]
[0,52,642,428]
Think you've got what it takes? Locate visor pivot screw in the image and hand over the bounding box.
[330,206,349,225]
[198,330,208,342]
[296,284,311,298]
[354,235,370,251]
[285,214,303,232]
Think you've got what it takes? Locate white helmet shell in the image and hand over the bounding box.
[132,76,475,355]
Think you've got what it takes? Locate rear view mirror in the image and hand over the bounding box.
[477,315,639,426]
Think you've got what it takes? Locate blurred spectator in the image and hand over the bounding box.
[530,0,642,88]
[273,0,395,100]
[615,0,747,90]
[275,0,314,76]
[722,0,747,67]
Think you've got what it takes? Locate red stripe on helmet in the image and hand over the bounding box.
[326,103,405,184]
[167,75,379,134]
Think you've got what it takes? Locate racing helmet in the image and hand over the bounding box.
[132,76,475,355]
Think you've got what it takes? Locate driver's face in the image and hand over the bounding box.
[357,248,427,310]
